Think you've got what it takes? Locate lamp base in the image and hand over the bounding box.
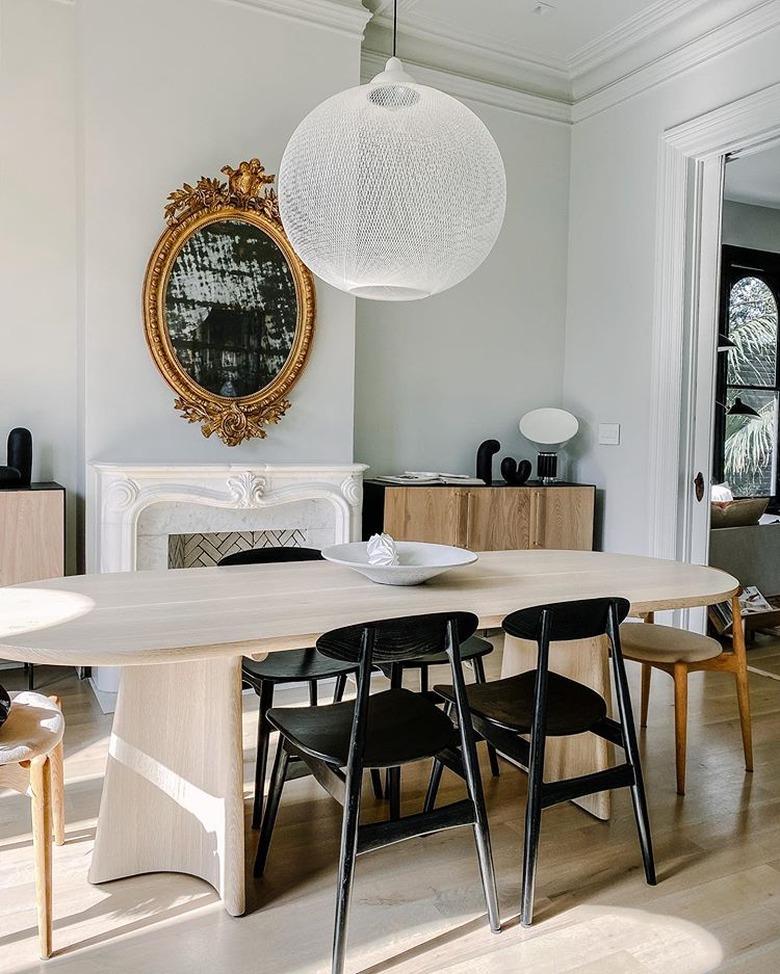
[537,452,558,484]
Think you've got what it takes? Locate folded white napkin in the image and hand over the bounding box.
[367,533,399,566]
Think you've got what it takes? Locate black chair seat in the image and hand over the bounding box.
[242,648,355,685]
[267,687,458,768]
[379,635,492,673]
[435,670,607,736]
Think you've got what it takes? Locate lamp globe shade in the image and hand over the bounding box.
[519,408,579,450]
[278,57,506,302]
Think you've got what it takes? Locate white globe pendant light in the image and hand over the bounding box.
[278,11,506,302]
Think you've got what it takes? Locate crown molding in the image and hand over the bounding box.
[361,49,572,125]
[364,8,570,102]
[360,0,779,125]
[572,0,780,122]
[568,0,713,79]
[221,0,370,37]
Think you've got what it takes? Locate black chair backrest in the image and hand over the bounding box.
[317,611,479,665]
[217,546,323,567]
[503,597,631,643]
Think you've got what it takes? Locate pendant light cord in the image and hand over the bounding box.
[393,0,398,56]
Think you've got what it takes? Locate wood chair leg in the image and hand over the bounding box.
[30,755,53,959]
[251,682,274,831]
[48,697,65,846]
[640,663,652,728]
[673,662,688,796]
[731,593,754,773]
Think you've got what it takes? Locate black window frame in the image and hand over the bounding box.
[714,244,780,511]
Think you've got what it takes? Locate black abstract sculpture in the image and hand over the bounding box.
[0,467,21,487]
[476,439,501,485]
[0,683,10,729]
[7,428,32,487]
[500,457,533,486]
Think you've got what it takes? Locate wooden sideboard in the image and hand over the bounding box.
[0,483,65,586]
[363,482,595,551]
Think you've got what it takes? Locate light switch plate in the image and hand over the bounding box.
[598,423,621,445]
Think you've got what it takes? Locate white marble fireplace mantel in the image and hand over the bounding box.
[87,461,368,706]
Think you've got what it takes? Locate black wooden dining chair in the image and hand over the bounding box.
[254,611,501,974]
[217,546,380,828]
[427,597,657,926]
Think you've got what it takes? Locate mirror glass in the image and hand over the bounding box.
[164,218,298,398]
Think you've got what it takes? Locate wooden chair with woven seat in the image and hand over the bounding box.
[620,596,753,795]
[254,611,501,974]
[426,597,657,927]
[0,691,65,958]
[217,546,382,827]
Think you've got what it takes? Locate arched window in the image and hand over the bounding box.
[715,247,780,505]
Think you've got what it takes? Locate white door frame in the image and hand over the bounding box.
[648,83,780,578]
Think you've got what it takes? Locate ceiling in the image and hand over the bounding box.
[725,144,780,211]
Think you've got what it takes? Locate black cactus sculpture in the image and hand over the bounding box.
[500,456,533,486]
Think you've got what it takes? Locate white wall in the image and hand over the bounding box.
[79,0,360,469]
[722,200,780,253]
[354,102,571,478]
[563,29,780,554]
[0,0,365,570]
[0,0,79,572]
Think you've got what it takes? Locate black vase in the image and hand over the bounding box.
[0,683,10,729]
[7,428,32,487]
[0,466,21,487]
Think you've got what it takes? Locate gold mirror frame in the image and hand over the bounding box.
[143,159,315,446]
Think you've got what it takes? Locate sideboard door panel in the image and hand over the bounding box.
[384,487,469,546]
[0,490,64,586]
[539,487,595,551]
[466,488,532,551]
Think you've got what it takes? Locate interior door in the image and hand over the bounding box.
[682,155,726,630]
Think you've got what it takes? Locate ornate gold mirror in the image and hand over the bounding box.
[143,159,315,445]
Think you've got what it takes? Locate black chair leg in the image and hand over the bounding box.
[387,766,401,821]
[370,769,384,800]
[473,656,500,777]
[254,741,290,877]
[309,680,318,706]
[25,663,34,691]
[332,764,363,974]
[420,666,429,695]
[608,613,657,886]
[521,619,551,928]
[520,747,545,927]
[251,682,274,830]
[424,758,444,813]
[333,673,348,703]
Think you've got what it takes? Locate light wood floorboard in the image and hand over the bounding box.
[0,633,778,974]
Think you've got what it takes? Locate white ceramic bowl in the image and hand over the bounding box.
[321,541,478,586]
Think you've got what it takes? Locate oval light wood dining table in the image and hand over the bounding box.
[0,550,740,917]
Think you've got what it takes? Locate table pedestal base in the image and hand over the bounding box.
[502,635,613,821]
[89,657,246,916]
